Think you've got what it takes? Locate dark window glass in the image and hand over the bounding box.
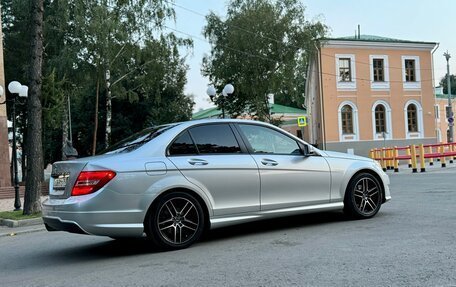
[373,59,384,82]
[189,124,241,154]
[341,105,354,134]
[405,59,416,82]
[375,105,386,133]
[339,58,352,82]
[238,124,301,155]
[169,131,197,155]
[407,104,418,132]
[101,124,176,155]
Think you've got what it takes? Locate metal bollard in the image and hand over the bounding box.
[440,145,446,168]
[406,146,412,168]
[394,146,399,172]
[419,144,426,172]
[428,146,434,166]
[410,144,418,173]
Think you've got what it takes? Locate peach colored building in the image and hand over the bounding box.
[305,35,438,156]
[434,87,456,143]
[0,9,11,188]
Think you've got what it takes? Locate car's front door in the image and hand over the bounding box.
[236,123,331,211]
[168,123,260,216]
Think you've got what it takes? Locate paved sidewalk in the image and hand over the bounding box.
[0,195,48,212]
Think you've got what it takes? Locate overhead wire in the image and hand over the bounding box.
[166,0,442,72]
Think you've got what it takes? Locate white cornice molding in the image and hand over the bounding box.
[324,40,436,51]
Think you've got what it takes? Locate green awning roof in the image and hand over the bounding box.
[192,104,306,120]
[326,34,436,45]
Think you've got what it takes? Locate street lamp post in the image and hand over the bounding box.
[0,81,28,210]
[444,51,453,143]
[206,84,235,118]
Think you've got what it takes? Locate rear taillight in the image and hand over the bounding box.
[71,170,116,196]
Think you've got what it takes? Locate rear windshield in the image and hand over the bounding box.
[100,124,177,155]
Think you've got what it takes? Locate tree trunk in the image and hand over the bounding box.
[23,0,44,215]
[92,77,99,155]
[105,69,111,148]
[61,93,69,160]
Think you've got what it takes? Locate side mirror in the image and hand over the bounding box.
[299,143,312,156]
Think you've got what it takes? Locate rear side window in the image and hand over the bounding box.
[169,131,197,155]
[189,124,241,154]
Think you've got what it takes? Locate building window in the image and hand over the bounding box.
[373,59,384,82]
[407,104,418,132]
[375,105,386,133]
[339,58,352,82]
[405,59,416,82]
[341,105,353,134]
[435,105,440,119]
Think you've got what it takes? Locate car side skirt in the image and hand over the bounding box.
[209,202,344,229]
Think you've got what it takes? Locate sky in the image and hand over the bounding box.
[167,0,456,111]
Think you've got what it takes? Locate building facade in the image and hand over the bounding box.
[306,35,438,156]
[0,8,11,188]
[434,87,456,143]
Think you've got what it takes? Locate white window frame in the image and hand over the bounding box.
[338,101,359,141]
[336,54,356,91]
[436,129,442,143]
[370,55,390,90]
[402,56,421,90]
[371,100,393,140]
[404,100,424,139]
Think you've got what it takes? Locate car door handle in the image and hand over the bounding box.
[261,159,278,166]
[188,159,208,166]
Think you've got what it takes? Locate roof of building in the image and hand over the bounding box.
[436,93,453,99]
[192,103,306,119]
[326,34,436,45]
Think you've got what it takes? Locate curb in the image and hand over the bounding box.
[0,226,46,238]
[0,217,43,228]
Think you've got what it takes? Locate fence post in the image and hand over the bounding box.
[410,144,418,173]
[440,145,446,168]
[453,143,456,161]
[369,149,374,160]
[394,146,399,172]
[419,144,426,172]
[381,148,387,172]
[406,146,412,168]
[428,146,434,166]
[450,144,454,164]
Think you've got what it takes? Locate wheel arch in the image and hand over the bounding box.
[347,169,386,204]
[143,187,211,234]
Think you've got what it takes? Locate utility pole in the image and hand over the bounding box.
[444,51,453,142]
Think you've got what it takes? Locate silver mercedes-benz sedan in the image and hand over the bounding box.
[42,119,391,249]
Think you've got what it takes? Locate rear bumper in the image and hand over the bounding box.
[43,217,88,235]
[42,194,147,238]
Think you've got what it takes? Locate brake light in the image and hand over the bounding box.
[71,170,116,196]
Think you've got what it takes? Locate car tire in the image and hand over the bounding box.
[344,173,383,219]
[146,192,205,250]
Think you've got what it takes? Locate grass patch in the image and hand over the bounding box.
[0,210,42,220]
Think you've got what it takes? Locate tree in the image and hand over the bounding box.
[23,0,44,215]
[202,0,327,121]
[440,74,456,95]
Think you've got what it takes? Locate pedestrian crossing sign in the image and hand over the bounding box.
[297,116,307,127]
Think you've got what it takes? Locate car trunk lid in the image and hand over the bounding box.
[50,161,88,199]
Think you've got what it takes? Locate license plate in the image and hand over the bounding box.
[52,176,68,195]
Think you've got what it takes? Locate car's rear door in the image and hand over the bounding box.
[235,123,331,211]
[167,123,260,216]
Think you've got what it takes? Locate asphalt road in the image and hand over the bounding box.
[1,169,455,287]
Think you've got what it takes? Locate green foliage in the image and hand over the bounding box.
[2,0,194,164]
[202,0,327,121]
[0,210,42,220]
[440,74,456,95]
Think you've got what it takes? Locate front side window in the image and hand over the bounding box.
[341,105,354,134]
[238,124,301,155]
[407,104,418,132]
[375,105,386,133]
[339,58,352,82]
[189,124,241,154]
[373,59,384,82]
[405,59,416,82]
